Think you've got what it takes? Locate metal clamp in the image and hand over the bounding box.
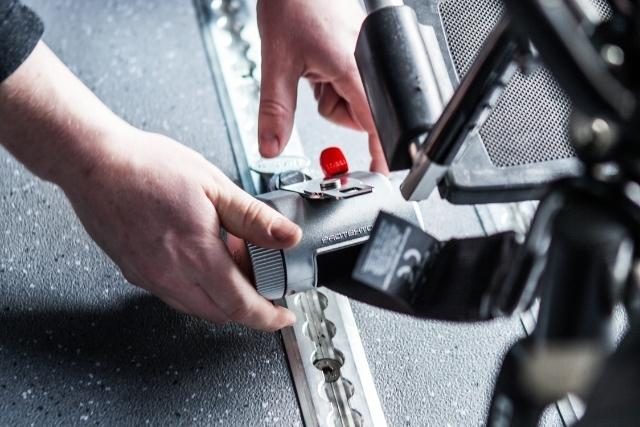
[283,177,374,201]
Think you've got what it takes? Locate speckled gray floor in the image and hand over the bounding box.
[0,0,564,426]
[1,0,299,425]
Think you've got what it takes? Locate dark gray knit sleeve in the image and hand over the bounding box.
[0,0,44,82]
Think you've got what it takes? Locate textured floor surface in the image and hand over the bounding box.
[0,0,562,425]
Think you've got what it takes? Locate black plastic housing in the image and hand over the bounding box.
[355,5,442,170]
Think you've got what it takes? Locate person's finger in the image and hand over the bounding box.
[368,133,390,175]
[225,233,251,279]
[313,82,322,100]
[206,171,302,249]
[317,83,364,131]
[124,264,229,324]
[200,242,296,331]
[128,262,230,324]
[160,287,227,324]
[334,73,390,173]
[333,71,374,130]
[157,294,190,314]
[258,54,300,158]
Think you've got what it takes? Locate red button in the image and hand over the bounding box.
[320,147,349,177]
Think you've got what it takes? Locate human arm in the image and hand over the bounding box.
[0,38,301,331]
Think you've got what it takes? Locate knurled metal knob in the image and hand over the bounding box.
[247,243,287,300]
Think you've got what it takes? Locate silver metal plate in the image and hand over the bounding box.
[251,156,312,176]
[284,177,374,200]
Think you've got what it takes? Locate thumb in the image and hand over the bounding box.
[212,173,302,249]
[258,58,300,158]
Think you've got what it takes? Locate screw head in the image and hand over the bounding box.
[320,178,341,191]
[601,44,625,67]
[571,113,618,160]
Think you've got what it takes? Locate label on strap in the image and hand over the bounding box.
[352,211,439,305]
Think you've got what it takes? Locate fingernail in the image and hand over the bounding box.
[270,217,301,243]
[260,132,280,156]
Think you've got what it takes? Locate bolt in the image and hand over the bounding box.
[592,162,620,182]
[601,44,625,67]
[572,116,617,157]
[320,178,341,191]
[591,118,615,153]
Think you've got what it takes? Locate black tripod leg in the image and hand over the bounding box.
[577,319,640,426]
[488,190,633,427]
[487,340,547,427]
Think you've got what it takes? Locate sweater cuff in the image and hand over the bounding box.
[0,1,44,82]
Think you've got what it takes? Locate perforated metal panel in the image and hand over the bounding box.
[482,68,574,167]
[438,0,610,168]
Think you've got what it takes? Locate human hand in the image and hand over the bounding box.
[256,0,389,173]
[60,129,302,331]
[0,42,301,331]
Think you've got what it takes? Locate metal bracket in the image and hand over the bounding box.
[283,177,374,201]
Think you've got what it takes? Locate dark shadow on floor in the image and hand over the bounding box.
[0,294,294,425]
